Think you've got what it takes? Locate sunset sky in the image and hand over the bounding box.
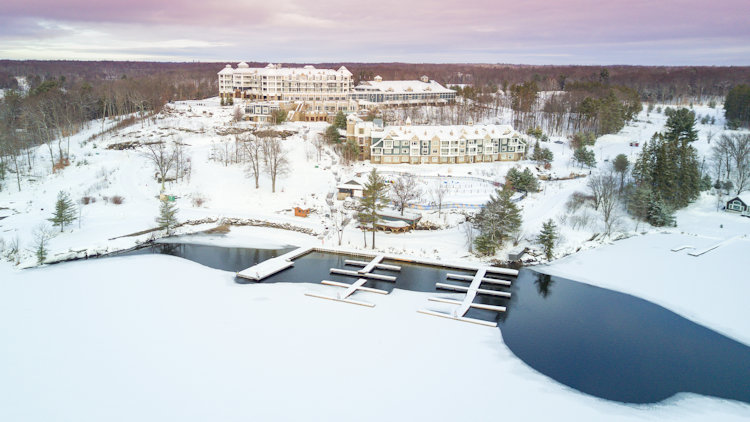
[2,0,749,64]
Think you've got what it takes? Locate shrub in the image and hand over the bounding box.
[80,196,96,205]
[191,194,207,208]
[565,191,591,213]
[111,195,124,205]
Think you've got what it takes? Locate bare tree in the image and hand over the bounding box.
[430,183,448,217]
[241,134,263,189]
[262,137,289,193]
[313,133,326,162]
[390,174,420,215]
[462,220,475,253]
[233,106,243,122]
[142,141,177,191]
[329,205,351,246]
[716,133,750,194]
[588,172,619,235]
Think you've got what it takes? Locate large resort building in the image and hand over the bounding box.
[218,63,455,109]
[348,119,527,164]
[218,62,353,102]
[350,75,456,106]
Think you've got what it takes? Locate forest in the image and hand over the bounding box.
[1,60,749,187]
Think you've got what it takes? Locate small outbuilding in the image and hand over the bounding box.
[336,179,364,200]
[375,209,422,232]
[725,194,750,216]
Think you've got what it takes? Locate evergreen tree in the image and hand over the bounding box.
[627,185,653,227]
[156,199,179,234]
[505,168,539,192]
[32,224,53,264]
[665,108,698,146]
[531,143,554,165]
[647,196,675,227]
[612,153,630,192]
[324,124,341,144]
[356,169,388,249]
[700,174,712,191]
[49,191,76,232]
[573,147,596,168]
[473,189,522,256]
[631,109,701,210]
[536,219,558,261]
[724,84,750,128]
[333,111,347,129]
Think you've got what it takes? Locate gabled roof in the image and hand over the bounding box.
[728,194,750,205]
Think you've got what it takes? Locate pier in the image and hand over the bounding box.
[419,267,514,327]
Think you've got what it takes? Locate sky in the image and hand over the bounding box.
[1,0,749,65]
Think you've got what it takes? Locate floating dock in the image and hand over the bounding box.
[419,267,513,327]
[236,246,313,281]
[306,254,400,307]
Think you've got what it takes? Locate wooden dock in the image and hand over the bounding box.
[236,246,313,281]
[419,267,513,327]
[306,254,400,307]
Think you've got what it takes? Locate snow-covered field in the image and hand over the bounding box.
[1,96,749,419]
[1,254,748,421]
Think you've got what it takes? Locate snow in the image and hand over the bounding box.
[1,96,749,418]
[0,255,748,421]
[540,232,750,345]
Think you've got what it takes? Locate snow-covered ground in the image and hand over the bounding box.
[1,96,749,418]
[1,255,748,421]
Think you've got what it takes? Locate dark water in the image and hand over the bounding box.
[119,241,296,273]
[120,243,750,405]
[500,271,750,404]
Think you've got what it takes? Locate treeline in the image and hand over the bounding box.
[3,60,748,104]
[327,62,749,103]
[505,79,642,136]
[0,68,217,191]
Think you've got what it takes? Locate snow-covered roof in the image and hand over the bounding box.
[354,78,454,95]
[377,208,421,221]
[336,179,364,190]
[218,65,234,75]
[729,193,750,204]
[377,219,410,228]
[219,63,352,78]
[373,124,524,143]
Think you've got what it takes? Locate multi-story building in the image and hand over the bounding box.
[218,62,353,102]
[350,75,456,107]
[365,122,527,164]
[345,115,384,160]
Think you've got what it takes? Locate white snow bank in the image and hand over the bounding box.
[0,256,747,421]
[158,226,318,250]
[539,232,750,346]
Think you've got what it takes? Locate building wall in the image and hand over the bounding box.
[218,63,352,103]
[366,124,527,164]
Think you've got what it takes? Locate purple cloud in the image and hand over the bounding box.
[0,0,748,64]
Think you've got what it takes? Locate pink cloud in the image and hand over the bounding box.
[1,0,749,64]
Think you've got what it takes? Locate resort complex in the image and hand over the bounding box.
[218,62,353,102]
[345,116,527,164]
[218,62,456,123]
[220,62,524,164]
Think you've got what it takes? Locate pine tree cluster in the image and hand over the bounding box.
[473,189,522,256]
[631,108,701,211]
[505,168,539,192]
